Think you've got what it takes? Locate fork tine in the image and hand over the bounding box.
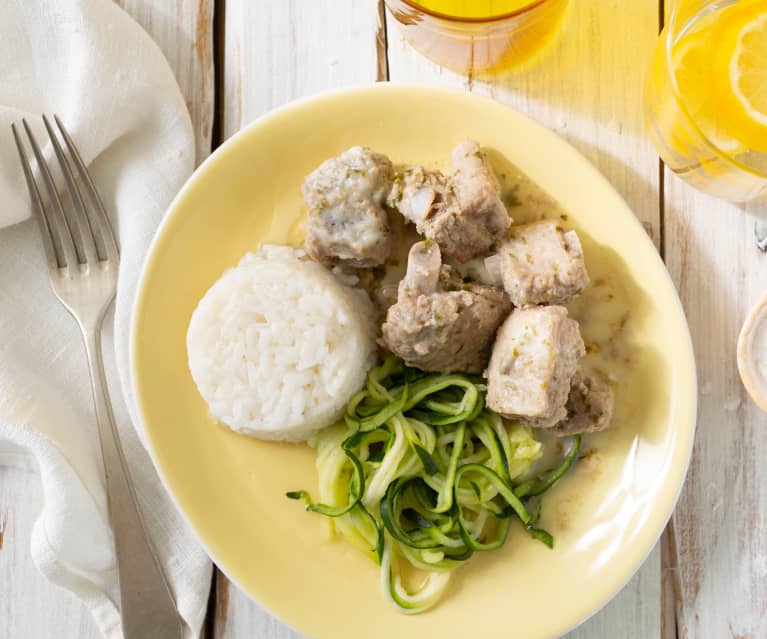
[12,124,61,271]
[42,115,99,265]
[53,115,119,263]
[22,119,80,269]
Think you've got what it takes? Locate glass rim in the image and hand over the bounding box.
[664,1,767,179]
[397,0,550,24]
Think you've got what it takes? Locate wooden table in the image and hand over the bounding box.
[2,1,765,637]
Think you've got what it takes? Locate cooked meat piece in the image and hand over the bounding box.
[388,167,460,229]
[387,166,467,247]
[551,371,615,436]
[397,238,442,298]
[302,146,394,267]
[438,264,464,291]
[383,287,511,374]
[382,241,511,374]
[448,140,511,261]
[486,306,585,427]
[486,220,589,306]
[387,142,511,264]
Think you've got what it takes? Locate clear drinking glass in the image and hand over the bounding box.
[645,0,767,202]
[384,0,569,74]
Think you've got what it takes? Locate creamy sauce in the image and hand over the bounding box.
[491,157,639,486]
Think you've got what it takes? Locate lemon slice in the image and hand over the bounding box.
[672,33,745,153]
[714,1,767,152]
[730,12,767,127]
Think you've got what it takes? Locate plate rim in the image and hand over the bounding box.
[129,82,698,638]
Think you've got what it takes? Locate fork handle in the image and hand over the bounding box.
[81,319,185,639]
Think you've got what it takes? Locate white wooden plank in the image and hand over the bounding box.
[221,0,382,139]
[215,2,381,637]
[115,0,215,164]
[387,4,663,638]
[660,0,767,633]
[664,182,767,638]
[0,466,102,639]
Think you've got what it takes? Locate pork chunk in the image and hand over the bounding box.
[486,306,585,427]
[550,371,615,436]
[449,141,511,261]
[382,241,511,374]
[387,166,473,254]
[396,237,443,298]
[388,167,460,230]
[387,141,511,263]
[485,220,589,306]
[302,147,393,267]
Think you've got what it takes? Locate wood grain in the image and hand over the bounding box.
[115,0,215,164]
[664,184,767,639]
[660,1,767,634]
[661,514,683,639]
[220,0,381,139]
[387,2,664,637]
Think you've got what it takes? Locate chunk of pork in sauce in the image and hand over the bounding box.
[387,141,510,263]
[550,370,615,436]
[486,306,585,427]
[303,146,393,267]
[381,241,511,374]
[485,220,589,306]
[448,141,510,261]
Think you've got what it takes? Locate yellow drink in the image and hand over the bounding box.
[413,0,541,19]
[385,0,569,73]
[646,0,767,201]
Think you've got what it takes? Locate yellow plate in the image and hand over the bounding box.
[130,85,697,639]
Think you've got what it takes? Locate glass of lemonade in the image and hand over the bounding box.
[384,0,569,74]
[646,0,767,202]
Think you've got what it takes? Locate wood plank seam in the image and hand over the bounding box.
[204,0,228,636]
[377,0,390,81]
[656,1,682,638]
[661,516,684,639]
[212,572,231,639]
[211,0,227,150]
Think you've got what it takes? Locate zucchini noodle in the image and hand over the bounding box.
[288,354,582,613]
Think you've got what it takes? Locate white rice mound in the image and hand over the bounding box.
[187,247,376,441]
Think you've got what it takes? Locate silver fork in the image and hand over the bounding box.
[12,116,184,639]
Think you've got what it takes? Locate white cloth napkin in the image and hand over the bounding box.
[0,0,212,637]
